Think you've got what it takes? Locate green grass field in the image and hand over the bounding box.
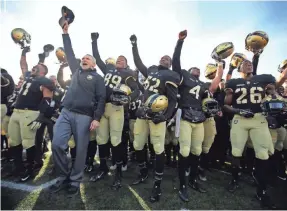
[1,153,287,210]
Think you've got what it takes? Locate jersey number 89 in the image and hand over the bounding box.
[104,73,122,89]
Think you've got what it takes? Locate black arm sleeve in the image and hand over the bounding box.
[57,68,66,89]
[62,34,80,74]
[93,76,106,121]
[91,40,107,75]
[132,45,148,78]
[164,83,178,120]
[126,76,140,102]
[252,54,260,76]
[1,73,15,98]
[172,40,184,78]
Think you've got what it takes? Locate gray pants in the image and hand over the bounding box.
[52,108,92,187]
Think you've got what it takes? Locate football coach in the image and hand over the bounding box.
[50,18,106,197]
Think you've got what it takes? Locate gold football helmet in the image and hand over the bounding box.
[205,63,217,80]
[55,47,67,63]
[211,42,234,61]
[105,57,116,65]
[230,53,247,69]
[144,94,168,113]
[245,31,269,53]
[11,28,31,49]
[278,59,287,73]
[202,98,219,117]
[113,84,132,96]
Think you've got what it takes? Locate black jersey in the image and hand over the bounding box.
[6,89,19,116]
[225,74,276,113]
[129,94,144,120]
[15,76,55,110]
[104,68,137,102]
[178,70,209,110]
[142,66,180,100]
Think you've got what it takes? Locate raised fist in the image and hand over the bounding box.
[179,30,187,40]
[130,34,137,45]
[91,32,99,41]
[22,46,30,54]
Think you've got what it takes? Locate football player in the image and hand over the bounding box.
[1,69,15,123]
[172,30,224,202]
[224,59,287,209]
[90,32,140,190]
[8,61,55,181]
[130,34,180,203]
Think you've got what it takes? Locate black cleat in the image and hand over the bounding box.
[49,180,69,193]
[178,185,189,202]
[20,168,33,182]
[227,180,239,193]
[150,185,161,203]
[67,185,79,198]
[90,170,108,182]
[256,191,277,209]
[188,179,207,193]
[132,174,148,185]
[198,167,207,181]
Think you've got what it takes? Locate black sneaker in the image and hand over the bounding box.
[49,180,69,193]
[150,185,161,203]
[90,170,108,182]
[188,179,207,193]
[178,185,189,202]
[132,173,148,185]
[67,185,79,198]
[256,190,277,209]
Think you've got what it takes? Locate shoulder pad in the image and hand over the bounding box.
[225,78,242,90]
[255,74,276,84]
[37,77,55,91]
[165,70,181,85]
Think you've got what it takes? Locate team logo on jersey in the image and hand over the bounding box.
[246,81,250,85]
[55,92,59,96]
[87,75,93,80]
[233,120,238,124]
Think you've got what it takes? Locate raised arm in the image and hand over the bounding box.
[172,30,187,77]
[209,62,224,93]
[130,35,148,78]
[252,53,260,76]
[57,63,69,88]
[62,22,80,74]
[164,83,179,120]
[91,33,107,75]
[20,47,30,76]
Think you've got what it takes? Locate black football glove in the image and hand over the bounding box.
[91,32,99,41]
[135,107,147,119]
[21,46,30,56]
[216,60,226,70]
[152,113,166,124]
[110,94,130,106]
[27,113,53,130]
[130,34,137,46]
[235,109,254,118]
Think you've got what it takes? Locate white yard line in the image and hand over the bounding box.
[1,178,59,192]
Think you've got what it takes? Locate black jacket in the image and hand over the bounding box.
[62,34,106,121]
